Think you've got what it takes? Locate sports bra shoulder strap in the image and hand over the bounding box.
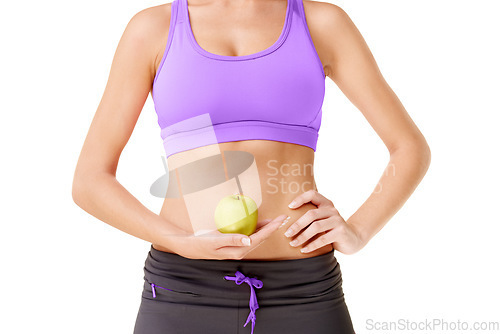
[175,0,186,24]
[295,0,307,21]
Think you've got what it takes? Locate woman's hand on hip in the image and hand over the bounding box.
[175,214,289,260]
[284,190,365,255]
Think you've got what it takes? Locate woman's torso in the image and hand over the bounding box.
[153,140,333,260]
[150,0,331,260]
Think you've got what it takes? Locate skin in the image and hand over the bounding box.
[72,0,431,260]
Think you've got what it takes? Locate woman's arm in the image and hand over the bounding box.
[71,5,284,259]
[308,2,432,247]
[72,6,189,247]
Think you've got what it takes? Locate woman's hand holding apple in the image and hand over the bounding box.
[174,214,289,260]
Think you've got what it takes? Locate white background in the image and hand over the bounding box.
[1,0,499,333]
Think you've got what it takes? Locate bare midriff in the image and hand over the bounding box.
[152,139,333,260]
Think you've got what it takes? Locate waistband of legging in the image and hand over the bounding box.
[146,245,337,276]
[143,244,342,300]
[148,244,335,270]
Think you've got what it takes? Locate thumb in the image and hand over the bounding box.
[250,214,288,243]
[214,233,252,248]
[255,218,273,230]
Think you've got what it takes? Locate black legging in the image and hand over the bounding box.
[133,245,355,334]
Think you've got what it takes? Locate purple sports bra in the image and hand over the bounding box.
[152,0,326,158]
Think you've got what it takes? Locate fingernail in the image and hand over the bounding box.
[242,238,251,246]
[300,248,309,253]
[279,216,291,229]
[288,201,297,208]
[284,230,292,237]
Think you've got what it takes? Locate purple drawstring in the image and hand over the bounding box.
[150,282,177,298]
[224,271,263,334]
[148,272,263,334]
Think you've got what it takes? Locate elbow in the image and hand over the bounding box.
[390,137,431,171]
[416,143,431,175]
[72,169,92,207]
[422,142,431,167]
[72,169,113,207]
[72,174,85,207]
[415,137,431,170]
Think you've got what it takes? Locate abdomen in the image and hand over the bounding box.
[154,139,333,260]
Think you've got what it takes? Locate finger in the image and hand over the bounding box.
[208,232,253,249]
[288,218,333,248]
[255,218,273,231]
[239,215,289,257]
[216,215,289,258]
[209,218,272,238]
[284,207,334,238]
[212,215,287,249]
[249,214,288,245]
[300,230,336,254]
[288,189,334,209]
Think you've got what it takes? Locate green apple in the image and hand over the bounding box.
[214,194,258,236]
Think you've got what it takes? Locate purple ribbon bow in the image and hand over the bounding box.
[224,271,263,334]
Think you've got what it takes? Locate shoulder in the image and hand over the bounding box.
[120,3,176,77]
[124,3,174,43]
[302,0,351,30]
[302,1,360,77]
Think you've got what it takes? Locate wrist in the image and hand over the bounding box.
[146,215,192,251]
[346,219,370,249]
